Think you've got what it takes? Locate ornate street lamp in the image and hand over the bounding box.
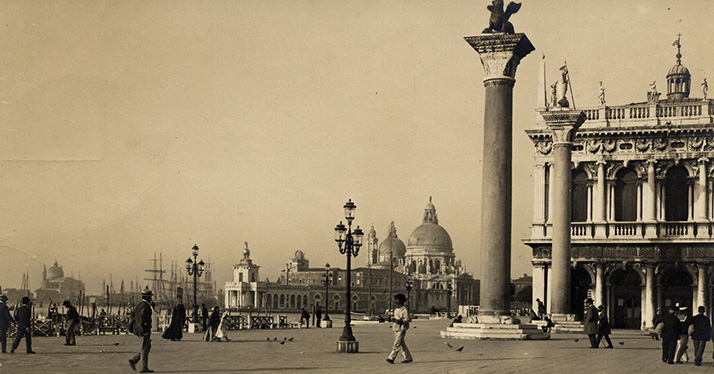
[185,244,205,324]
[322,263,332,324]
[405,277,414,311]
[334,199,364,352]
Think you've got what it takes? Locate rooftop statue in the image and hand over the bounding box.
[702,78,708,100]
[483,0,522,34]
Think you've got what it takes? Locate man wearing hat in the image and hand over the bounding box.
[63,300,80,346]
[129,288,154,373]
[661,306,681,364]
[675,305,693,363]
[0,295,15,353]
[583,298,599,348]
[10,296,35,354]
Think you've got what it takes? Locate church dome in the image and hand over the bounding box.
[47,261,64,280]
[666,36,691,100]
[293,250,305,261]
[378,222,406,259]
[407,198,453,253]
[668,64,690,77]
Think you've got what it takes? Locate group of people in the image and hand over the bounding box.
[583,298,613,348]
[655,305,712,366]
[0,295,35,354]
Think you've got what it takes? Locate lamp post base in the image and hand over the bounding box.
[322,319,333,328]
[336,340,359,353]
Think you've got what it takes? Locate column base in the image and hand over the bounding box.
[441,322,550,340]
[336,340,359,353]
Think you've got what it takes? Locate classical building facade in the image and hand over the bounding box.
[224,200,479,314]
[34,261,86,303]
[525,42,714,329]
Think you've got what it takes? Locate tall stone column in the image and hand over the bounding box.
[532,262,547,312]
[540,110,586,317]
[644,160,658,238]
[698,263,707,311]
[532,163,546,238]
[465,33,534,319]
[595,263,605,307]
[695,158,709,237]
[594,160,607,238]
[644,263,655,329]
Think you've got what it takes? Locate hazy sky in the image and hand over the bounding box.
[0,1,712,295]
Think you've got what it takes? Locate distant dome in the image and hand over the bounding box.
[407,198,453,254]
[47,261,64,280]
[294,250,305,261]
[379,222,406,259]
[666,36,691,100]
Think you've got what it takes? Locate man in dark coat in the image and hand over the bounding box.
[315,307,322,328]
[690,306,710,366]
[10,296,34,354]
[0,295,15,353]
[63,300,80,346]
[201,304,208,332]
[661,307,681,364]
[208,306,220,342]
[583,298,599,348]
[129,288,154,373]
[300,308,310,328]
[595,305,613,348]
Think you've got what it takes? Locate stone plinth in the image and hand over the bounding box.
[322,319,333,328]
[465,32,534,319]
[336,340,359,353]
[441,322,550,340]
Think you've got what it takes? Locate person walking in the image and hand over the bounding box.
[315,307,322,328]
[583,298,599,348]
[536,298,546,320]
[675,306,693,363]
[215,309,230,342]
[386,293,412,364]
[690,306,710,367]
[161,301,186,341]
[0,295,15,353]
[201,304,208,332]
[205,306,220,342]
[128,288,154,373]
[10,296,34,354]
[596,305,613,348]
[661,307,681,364]
[300,308,310,328]
[63,300,80,346]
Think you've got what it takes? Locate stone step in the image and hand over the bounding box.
[441,329,550,340]
[451,323,543,331]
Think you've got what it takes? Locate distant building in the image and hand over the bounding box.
[224,199,479,314]
[34,261,85,304]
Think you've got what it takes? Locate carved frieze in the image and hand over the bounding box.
[532,243,714,261]
[536,140,552,155]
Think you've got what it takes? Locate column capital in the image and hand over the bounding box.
[596,160,607,167]
[464,33,534,83]
[698,157,709,165]
[540,110,587,143]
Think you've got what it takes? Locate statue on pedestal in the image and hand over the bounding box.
[482,0,521,34]
[598,81,606,105]
[647,81,660,103]
[702,78,708,100]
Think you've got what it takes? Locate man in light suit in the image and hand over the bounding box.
[129,288,154,373]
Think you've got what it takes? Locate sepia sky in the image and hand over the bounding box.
[0,0,712,295]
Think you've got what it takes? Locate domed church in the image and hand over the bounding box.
[366,198,479,313]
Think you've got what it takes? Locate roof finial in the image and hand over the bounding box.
[429,196,432,203]
[673,33,682,65]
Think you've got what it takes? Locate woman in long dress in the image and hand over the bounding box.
[162,303,186,341]
[215,310,231,342]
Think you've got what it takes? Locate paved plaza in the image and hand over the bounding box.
[0,318,711,373]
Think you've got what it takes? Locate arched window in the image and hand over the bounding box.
[314,294,321,307]
[333,294,340,311]
[572,170,588,222]
[266,294,272,308]
[303,295,308,307]
[279,294,285,308]
[290,294,296,308]
[352,295,359,311]
[434,260,441,274]
[614,168,637,221]
[665,166,688,221]
[296,294,301,308]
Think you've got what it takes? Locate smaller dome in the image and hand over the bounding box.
[47,261,64,280]
[668,64,690,77]
[294,250,304,261]
[379,222,406,259]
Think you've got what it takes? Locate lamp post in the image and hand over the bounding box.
[447,280,453,318]
[334,199,364,352]
[405,277,414,311]
[322,263,332,324]
[185,244,205,324]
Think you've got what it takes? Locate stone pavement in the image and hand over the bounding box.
[0,318,712,373]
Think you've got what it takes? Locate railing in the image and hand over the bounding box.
[611,222,641,237]
[573,101,712,124]
[571,223,592,238]
[531,221,707,239]
[660,222,692,237]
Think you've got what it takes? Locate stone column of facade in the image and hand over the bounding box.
[698,263,707,311]
[532,262,547,312]
[532,162,546,239]
[465,33,534,320]
[540,110,586,318]
[644,263,655,329]
[644,160,658,238]
[595,263,605,307]
[695,158,709,237]
[594,160,607,238]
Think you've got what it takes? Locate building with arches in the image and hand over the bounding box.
[223,200,479,314]
[526,40,714,329]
